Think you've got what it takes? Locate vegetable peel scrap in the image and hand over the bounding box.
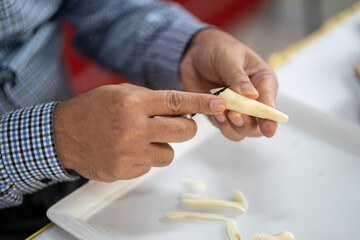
[166,180,294,240]
[234,191,248,209]
[181,193,246,214]
[166,211,241,240]
[252,231,294,240]
[166,211,228,221]
[226,219,242,240]
[182,198,246,214]
[181,179,205,192]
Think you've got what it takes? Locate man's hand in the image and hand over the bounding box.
[54,84,225,182]
[181,29,278,141]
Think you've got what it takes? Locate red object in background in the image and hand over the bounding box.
[172,0,262,27]
[62,0,263,95]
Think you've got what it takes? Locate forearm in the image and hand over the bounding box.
[61,0,210,90]
[0,102,76,208]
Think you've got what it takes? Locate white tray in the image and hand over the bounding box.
[47,94,360,240]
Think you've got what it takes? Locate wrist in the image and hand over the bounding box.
[53,102,72,170]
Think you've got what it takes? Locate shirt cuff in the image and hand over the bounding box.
[0,102,77,198]
[144,18,211,90]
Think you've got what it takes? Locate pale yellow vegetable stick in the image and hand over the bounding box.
[181,193,246,210]
[356,61,360,80]
[166,211,228,221]
[182,198,246,214]
[226,219,242,240]
[273,231,294,240]
[181,179,205,192]
[252,233,279,240]
[234,191,248,209]
[210,88,289,122]
[252,231,294,240]
[166,212,241,240]
[181,193,209,200]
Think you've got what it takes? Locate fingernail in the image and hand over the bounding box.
[240,83,257,96]
[233,113,244,127]
[210,99,225,112]
[215,113,226,123]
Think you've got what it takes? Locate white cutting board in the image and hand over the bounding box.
[47,94,360,240]
[274,6,360,124]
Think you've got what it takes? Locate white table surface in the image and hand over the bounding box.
[33,7,360,240]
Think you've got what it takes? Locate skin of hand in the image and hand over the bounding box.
[54,83,225,181]
[180,28,279,140]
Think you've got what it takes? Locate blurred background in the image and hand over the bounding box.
[62,0,359,94]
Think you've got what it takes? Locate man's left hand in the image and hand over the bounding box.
[180,29,278,141]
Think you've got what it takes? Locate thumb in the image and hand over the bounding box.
[222,65,259,99]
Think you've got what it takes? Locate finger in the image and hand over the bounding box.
[147,143,174,167]
[145,90,225,116]
[253,74,278,138]
[207,115,219,128]
[214,112,226,123]
[227,111,244,127]
[211,116,246,141]
[219,56,259,99]
[135,143,174,167]
[256,87,278,137]
[227,111,262,137]
[258,119,277,138]
[147,117,197,143]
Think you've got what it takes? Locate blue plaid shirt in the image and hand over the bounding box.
[0,0,207,208]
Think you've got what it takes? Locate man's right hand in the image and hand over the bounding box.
[53,83,225,182]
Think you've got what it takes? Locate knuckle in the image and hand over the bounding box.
[114,120,146,141]
[257,69,279,89]
[194,95,209,113]
[176,121,188,138]
[227,69,249,81]
[259,89,276,101]
[166,91,184,113]
[119,92,142,109]
[157,119,171,132]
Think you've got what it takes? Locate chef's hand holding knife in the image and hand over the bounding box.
[54,29,278,181]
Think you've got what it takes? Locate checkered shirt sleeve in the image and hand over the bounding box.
[0,0,212,208]
[0,102,76,208]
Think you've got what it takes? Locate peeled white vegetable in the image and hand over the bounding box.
[181,193,209,200]
[182,198,246,214]
[252,231,294,240]
[272,231,294,240]
[181,179,205,192]
[181,193,246,212]
[166,211,241,240]
[166,211,228,221]
[226,219,242,240]
[210,88,289,122]
[234,191,248,209]
[252,233,279,240]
